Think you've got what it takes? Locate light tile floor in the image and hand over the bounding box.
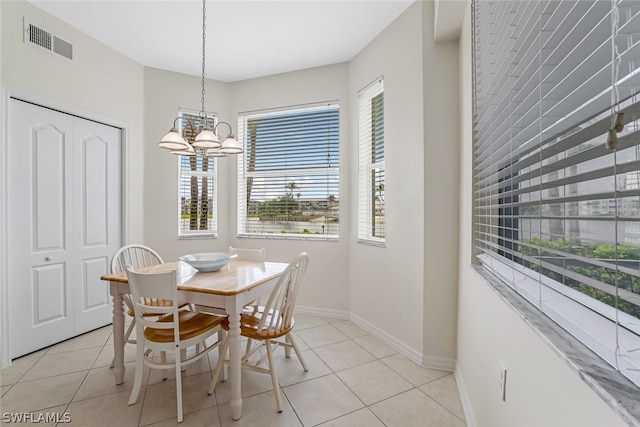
[1,315,467,426]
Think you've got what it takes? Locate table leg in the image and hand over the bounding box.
[111,283,125,385]
[227,311,243,420]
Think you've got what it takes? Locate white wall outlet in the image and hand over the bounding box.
[497,360,507,401]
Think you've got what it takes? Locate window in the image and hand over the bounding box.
[177,110,217,238]
[237,103,340,239]
[473,0,640,386]
[358,77,385,245]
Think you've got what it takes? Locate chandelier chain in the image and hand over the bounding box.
[200,0,207,121]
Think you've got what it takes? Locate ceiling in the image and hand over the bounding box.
[27,0,415,82]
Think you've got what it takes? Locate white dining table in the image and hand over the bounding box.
[100,259,288,420]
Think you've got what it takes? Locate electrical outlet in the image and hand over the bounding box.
[497,360,507,401]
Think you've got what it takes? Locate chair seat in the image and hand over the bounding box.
[221,306,293,340]
[127,300,190,317]
[145,311,224,342]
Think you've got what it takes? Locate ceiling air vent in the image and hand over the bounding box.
[24,19,75,62]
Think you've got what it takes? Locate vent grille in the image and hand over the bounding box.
[24,19,75,61]
[29,24,51,50]
[53,36,73,60]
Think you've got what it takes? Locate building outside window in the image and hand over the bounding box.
[473,0,640,387]
[358,76,385,245]
[236,103,340,239]
[177,110,217,238]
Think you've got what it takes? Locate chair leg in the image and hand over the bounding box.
[175,348,183,423]
[218,329,228,382]
[284,335,292,358]
[265,340,283,413]
[128,336,145,405]
[110,317,136,368]
[287,333,309,372]
[161,351,168,380]
[180,348,187,372]
[244,337,253,359]
[208,336,229,395]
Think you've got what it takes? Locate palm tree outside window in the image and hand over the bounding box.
[177,110,217,237]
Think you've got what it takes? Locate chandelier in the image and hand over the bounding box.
[158,0,242,157]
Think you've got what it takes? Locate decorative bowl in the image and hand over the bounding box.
[179,252,238,272]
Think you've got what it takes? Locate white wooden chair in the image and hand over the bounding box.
[228,246,266,262]
[109,244,191,368]
[125,265,224,423]
[208,252,309,413]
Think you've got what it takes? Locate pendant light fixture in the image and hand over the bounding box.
[159,0,242,157]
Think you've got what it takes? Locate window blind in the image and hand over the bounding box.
[358,77,385,245]
[177,110,217,237]
[473,0,640,386]
[236,103,340,239]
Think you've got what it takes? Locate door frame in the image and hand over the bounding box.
[0,84,131,368]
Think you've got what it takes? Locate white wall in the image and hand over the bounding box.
[142,3,459,367]
[349,2,430,363]
[1,0,145,244]
[142,67,232,261]
[0,0,144,367]
[455,5,628,426]
[143,64,352,313]
[421,0,460,364]
[228,63,351,313]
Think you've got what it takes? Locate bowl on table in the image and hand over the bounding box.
[179,252,238,272]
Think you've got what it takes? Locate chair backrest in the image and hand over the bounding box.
[111,244,164,274]
[112,245,165,313]
[228,246,266,262]
[125,265,180,337]
[257,252,308,335]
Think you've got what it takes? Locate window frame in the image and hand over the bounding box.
[357,76,385,246]
[176,109,218,239]
[236,102,340,241]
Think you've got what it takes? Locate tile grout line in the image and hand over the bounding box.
[4,320,468,426]
[58,334,111,423]
[417,372,468,423]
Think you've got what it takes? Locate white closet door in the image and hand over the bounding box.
[71,116,121,334]
[8,99,121,357]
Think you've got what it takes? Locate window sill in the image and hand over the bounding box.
[473,265,640,427]
[237,233,338,242]
[357,239,386,248]
[178,234,217,240]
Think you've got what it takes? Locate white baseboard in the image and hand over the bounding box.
[455,362,477,427]
[296,306,456,371]
[295,305,350,321]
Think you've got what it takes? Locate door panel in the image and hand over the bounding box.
[82,257,108,310]
[72,116,120,333]
[32,124,67,251]
[8,99,121,357]
[32,264,67,324]
[9,99,75,357]
[82,135,108,245]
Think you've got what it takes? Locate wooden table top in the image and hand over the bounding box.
[100,260,288,296]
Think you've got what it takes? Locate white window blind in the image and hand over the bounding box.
[474,0,640,387]
[358,77,385,245]
[177,110,217,237]
[236,103,340,239]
